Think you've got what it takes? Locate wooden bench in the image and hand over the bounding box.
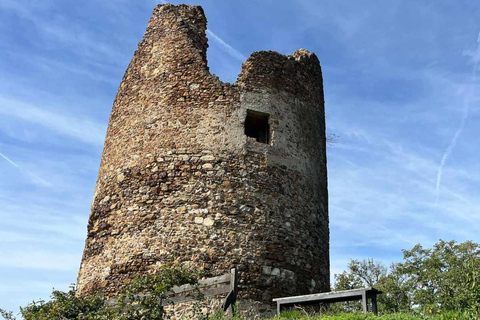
[273,287,382,315]
[107,267,238,313]
[165,267,238,311]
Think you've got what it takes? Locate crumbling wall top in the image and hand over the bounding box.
[143,4,209,70]
[139,4,323,103]
[237,49,323,101]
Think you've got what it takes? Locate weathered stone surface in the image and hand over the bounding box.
[76,3,329,316]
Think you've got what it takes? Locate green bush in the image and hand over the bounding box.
[115,267,199,320]
[1,266,200,320]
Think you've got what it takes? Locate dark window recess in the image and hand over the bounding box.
[244,110,270,144]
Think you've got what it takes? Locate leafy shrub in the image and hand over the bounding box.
[1,266,200,320]
[115,266,199,319]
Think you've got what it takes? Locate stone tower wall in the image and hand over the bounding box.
[77,3,329,311]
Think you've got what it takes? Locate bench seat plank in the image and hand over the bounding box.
[273,288,382,316]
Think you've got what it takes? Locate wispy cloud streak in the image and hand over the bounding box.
[0,97,106,146]
[0,152,19,168]
[206,30,247,62]
[0,150,52,187]
[435,32,480,204]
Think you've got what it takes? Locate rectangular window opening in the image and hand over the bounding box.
[245,110,270,144]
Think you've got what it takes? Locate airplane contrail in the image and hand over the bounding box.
[0,151,51,187]
[435,32,480,204]
[0,152,19,168]
[206,30,247,62]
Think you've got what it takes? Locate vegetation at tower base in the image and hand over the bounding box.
[1,266,200,320]
[3,240,478,319]
[76,3,329,315]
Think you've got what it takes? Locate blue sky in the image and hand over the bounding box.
[1,0,480,313]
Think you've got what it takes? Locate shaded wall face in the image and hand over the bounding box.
[77,3,329,306]
[235,88,329,302]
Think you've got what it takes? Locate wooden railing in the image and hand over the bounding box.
[107,267,238,313]
[165,267,238,311]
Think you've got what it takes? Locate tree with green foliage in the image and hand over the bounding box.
[333,259,410,313]
[333,240,480,316]
[375,263,411,313]
[397,239,480,315]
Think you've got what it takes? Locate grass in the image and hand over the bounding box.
[206,310,477,320]
[266,310,477,320]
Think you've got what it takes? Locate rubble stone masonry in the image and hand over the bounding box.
[77,3,329,315]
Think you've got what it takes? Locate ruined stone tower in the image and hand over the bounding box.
[77,3,329,313]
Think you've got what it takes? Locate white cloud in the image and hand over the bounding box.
[0,251,80,271]
[0,96,106,146]
[0,0,129,66]
[328,118,480,262]
[435,31,480,203]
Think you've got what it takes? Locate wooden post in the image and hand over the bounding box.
[361,291,368,314]
[230,267,238,315]
[223,267,238,313]
[371,293,378,316]
[231,267,238,294]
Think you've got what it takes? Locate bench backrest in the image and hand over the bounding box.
[106,267,238,309]
[163,267,237,305]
